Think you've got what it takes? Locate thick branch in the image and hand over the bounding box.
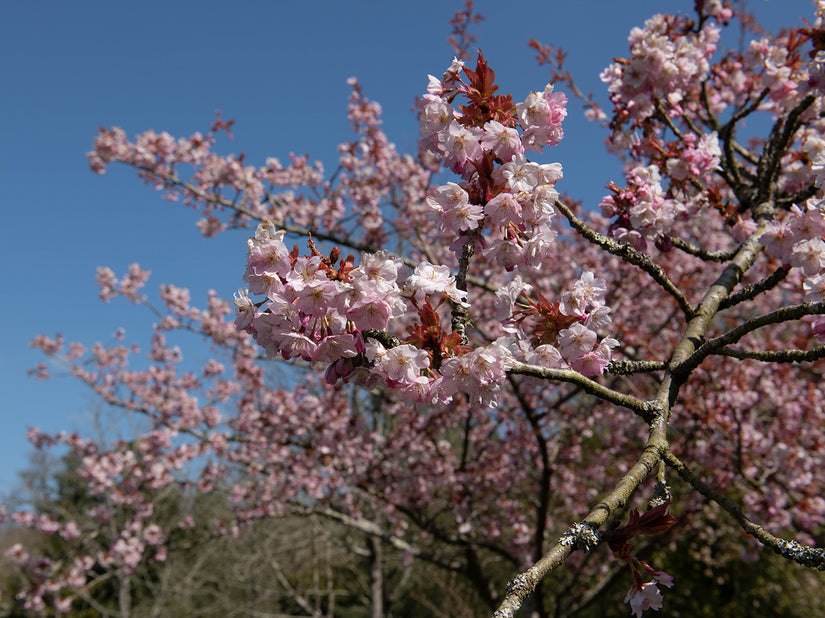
[493,438,667,617]
[494,210,786,618]
[661,218,772,406]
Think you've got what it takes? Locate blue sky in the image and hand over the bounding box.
[0,0,813,495]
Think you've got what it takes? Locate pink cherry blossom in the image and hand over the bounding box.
[625,582,664,618]
[426,181,470,215]
[233,288,256,330]
[558,323,598,359]
[480,120,524,161]
[485,192,523,228]
[376,344,430,385]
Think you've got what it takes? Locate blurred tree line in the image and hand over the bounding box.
[2,448,823,617]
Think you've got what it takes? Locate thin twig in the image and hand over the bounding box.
[553,199,695,320]
[669,236,739,263]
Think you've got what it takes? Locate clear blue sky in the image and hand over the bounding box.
[0,0,812,494]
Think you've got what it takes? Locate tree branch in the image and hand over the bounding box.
[492,437,668,617]
[716,344,825,363]
[553,199,695,320]
[664,450,825,571]
[507,362,657,423]
[669,236,739,263]
[675,300,825,377]
[606,359,667,375]
[717,265,789,311]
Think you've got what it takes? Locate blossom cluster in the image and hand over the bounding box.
[599,130,721,250]
[600,164,673,250]
[418,54,570,270]
[759,197,825,338]
[87,82,429,247]
[418,55,619,373]
[743,37,803,103]
[599,12,720,129]
[238,226,618,412]
[237,54,621,410]
[237,219,537,406]
[495,271,618,376]
[4,541,90,613]
[419,79,567,179]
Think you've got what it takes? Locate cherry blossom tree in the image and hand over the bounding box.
[8,1,825,615]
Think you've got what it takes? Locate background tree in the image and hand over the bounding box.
[3,449,415,617]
